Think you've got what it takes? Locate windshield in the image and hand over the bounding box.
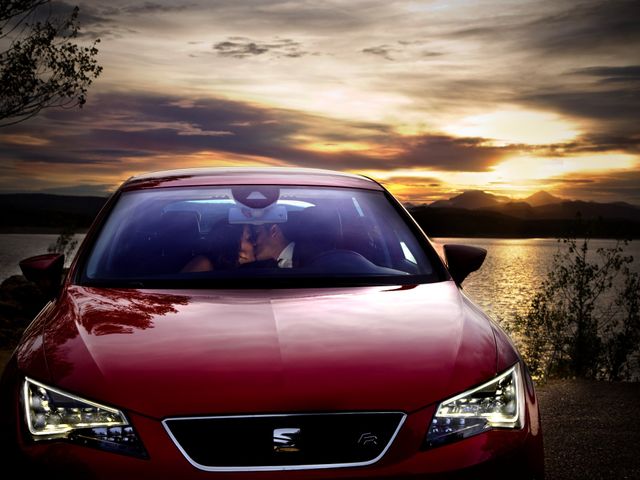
[81,186,444,287]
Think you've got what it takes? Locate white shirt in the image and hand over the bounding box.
[277,242,295,268]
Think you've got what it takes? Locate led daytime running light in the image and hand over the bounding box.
[426,364,523,448]
[23,377,127,438]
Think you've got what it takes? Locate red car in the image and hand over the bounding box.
[0,168,544,479]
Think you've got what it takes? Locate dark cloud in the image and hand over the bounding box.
[188,1,374,33]
[554,178,596,184]
[397,135,511,172]
[30,1,76,21]
[14,1,116,39]
[1,88,637,201]
[570,65,640,85]
[70,0,388,37]
[525,0,640,55]
[214,41,269,57]
[552,170,640,205]
[0,92,385,170]
[213,37,310,58]
[449,0,640,56]
[362,41,442,61]
[375,176,442,186]
[0,91,510,174]
[57,1,126,39]
[520,89,639,129]
[508,133,640,158]
[570,133,640,154]
[519,64,639,144]
[395,40,442,56]
[4,147,115,165]
[74,1,192,19]
[450,26,496,38]
[572,65,640,79]
[45,2,190,39]
[420,51,443,58]
[362,45,395,61]
[121,2,193,14]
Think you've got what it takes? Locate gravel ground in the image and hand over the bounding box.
[537,379,640,480]
[0,351,638,478]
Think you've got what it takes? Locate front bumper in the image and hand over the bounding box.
[1,357,544,479]
[3,403,543,479]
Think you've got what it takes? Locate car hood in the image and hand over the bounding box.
[40,282,498,418]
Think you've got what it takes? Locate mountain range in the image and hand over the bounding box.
[408,190,640,238]
[424,190,640,222]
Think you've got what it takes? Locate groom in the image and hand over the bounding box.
[251,223,295,268]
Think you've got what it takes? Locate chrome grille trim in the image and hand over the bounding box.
[162,411,407,472]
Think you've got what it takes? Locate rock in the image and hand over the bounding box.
[0,275,48,348]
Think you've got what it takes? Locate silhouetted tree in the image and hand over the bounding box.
[47,225,78,258]
[513,237,639,380]
[0,0,102,127]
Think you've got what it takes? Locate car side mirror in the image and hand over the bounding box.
[443,244,487,285]
[19,253,65,298]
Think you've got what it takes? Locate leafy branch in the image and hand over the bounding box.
[0,0,102,127]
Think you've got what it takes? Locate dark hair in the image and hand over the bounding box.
[205,222,244,269]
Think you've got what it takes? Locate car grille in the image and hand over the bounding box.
[163,412,406,471]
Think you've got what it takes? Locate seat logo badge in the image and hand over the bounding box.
[273,428,301,453]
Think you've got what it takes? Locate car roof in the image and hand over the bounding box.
[121,167,383,191]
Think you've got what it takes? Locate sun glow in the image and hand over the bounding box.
[491,154,638,181]
[302,141,372,153]
[443,109,581,145]
[356,151,640,204]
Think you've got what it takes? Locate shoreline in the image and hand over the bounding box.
[0,228,90,234]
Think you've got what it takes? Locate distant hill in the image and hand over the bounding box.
[524,191,562,207]
[430,190,510,209]
[429,190,639,218]
[410,191,640,238]
[0,194,108,232]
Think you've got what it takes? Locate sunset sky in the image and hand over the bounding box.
[1,0,639,204]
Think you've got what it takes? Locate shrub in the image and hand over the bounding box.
[513,237,639,381]
[48,226,78,258]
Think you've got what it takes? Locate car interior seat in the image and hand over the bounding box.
[289,206,342,267]
[154,210,202,273]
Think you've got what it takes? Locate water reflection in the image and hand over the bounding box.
[433,238,640,330]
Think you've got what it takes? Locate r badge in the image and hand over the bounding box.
[273,427,301,453]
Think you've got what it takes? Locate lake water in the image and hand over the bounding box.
[436,238,640,326]
[1,234,638,332]
[0,234,86,281]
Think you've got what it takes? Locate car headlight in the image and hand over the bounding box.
[23,377,147,457]
[425,363,523,448]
